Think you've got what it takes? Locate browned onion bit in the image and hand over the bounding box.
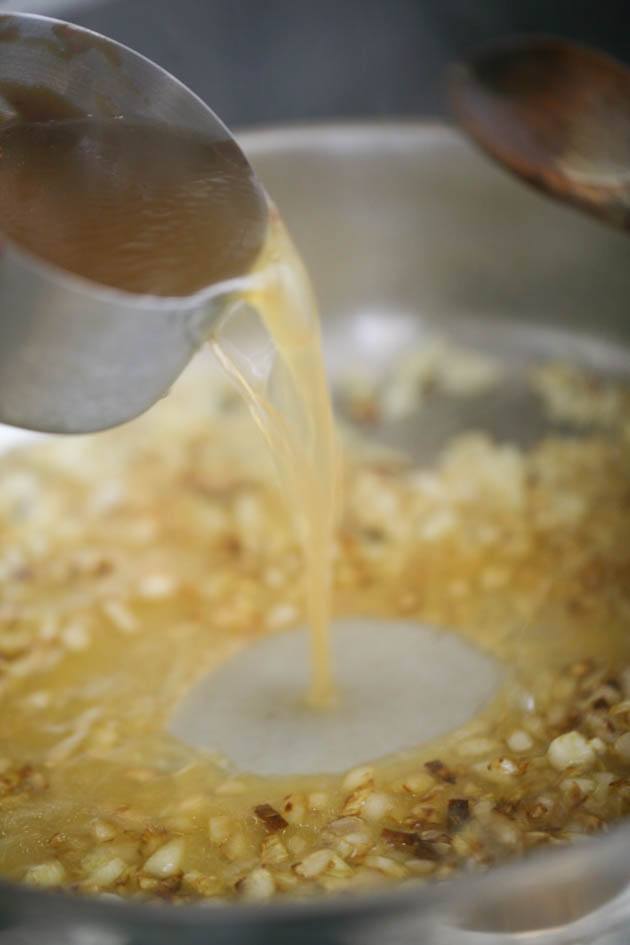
[447,798,470,830]
[254,803,288,833]
[425,759,456,784]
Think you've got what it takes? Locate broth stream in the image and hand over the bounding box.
[212,214,340,706]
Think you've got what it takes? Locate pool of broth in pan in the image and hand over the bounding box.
[1,113,630,899]
[2,352,630,900]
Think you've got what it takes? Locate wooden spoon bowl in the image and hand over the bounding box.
[451,37,630,231]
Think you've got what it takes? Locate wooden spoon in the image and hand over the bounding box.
[451,37,630,230]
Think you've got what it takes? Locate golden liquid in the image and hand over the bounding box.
[0,116,267,295]
[1,363,630,898]
[212,210,340,705]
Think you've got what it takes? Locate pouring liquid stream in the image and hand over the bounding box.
[211,209,341,708]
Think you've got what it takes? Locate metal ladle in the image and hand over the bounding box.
[450,36,630,233]
[0,13,266,434]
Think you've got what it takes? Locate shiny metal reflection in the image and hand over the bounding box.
[0,13,264,434]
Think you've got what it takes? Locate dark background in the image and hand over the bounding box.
[65,0,629,128]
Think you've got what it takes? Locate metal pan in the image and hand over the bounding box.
[1,121,630,945]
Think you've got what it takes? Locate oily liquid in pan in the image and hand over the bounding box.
[0,108,340,705]
[3,105,630,900]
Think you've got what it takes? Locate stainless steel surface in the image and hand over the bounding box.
[0,13,262,434]
[2,121,630,943]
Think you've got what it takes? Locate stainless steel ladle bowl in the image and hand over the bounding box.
[0,12,265,434]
